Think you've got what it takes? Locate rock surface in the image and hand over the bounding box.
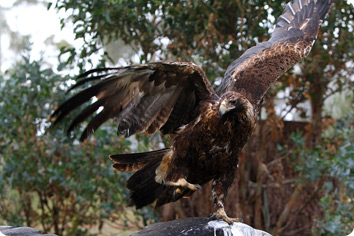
[0,226,57,236]
[1,218,273,236]
[130,217,272,236]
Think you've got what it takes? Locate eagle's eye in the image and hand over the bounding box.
[229,99,241,108]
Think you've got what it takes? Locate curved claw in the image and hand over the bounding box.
[209,208,243,225]
[209,213,217,220]
[195,184,202,190]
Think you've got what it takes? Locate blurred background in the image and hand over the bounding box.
[0,0,353,235]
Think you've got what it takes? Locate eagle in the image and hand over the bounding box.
[52,0,331,224]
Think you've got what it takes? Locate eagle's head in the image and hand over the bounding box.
[219,92,254,124]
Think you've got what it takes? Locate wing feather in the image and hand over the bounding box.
[160,86,197,134]
[52,78,117,126]
[80,101,120,141]
[67,98,106,135]
[117,92,170,137]
[52,62,216,140]
[218,0,331,112]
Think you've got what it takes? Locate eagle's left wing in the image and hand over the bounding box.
[217,0,331,113]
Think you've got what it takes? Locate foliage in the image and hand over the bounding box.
[0,53,144,235]
[279,110,354,235]
[315,114,354,235]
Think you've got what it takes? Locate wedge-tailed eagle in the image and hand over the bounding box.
[52,0,331,224]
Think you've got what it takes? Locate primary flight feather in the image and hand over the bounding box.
[52,0,331,224]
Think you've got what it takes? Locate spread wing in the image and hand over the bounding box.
[52,62,217,141]
[218,0,331,112]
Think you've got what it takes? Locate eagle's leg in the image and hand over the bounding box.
[210,174,241,225]
[166,178,202,191]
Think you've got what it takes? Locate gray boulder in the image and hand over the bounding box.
[130,217,272,236]
[0,226,57,236]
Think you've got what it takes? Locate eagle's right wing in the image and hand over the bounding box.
[218,0,331,113]
[51,62,217,141]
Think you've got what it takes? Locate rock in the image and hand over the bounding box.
[129,217,272,236]
[0,226,57,236]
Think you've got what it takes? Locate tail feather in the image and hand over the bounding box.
[110,148,170,172]
[111,148,173,208]
[155,188,194,208]
[128,161,191,209]
[126,158,165,208]
[111,148,197,208]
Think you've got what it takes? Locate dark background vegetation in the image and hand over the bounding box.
[0,0,353,235]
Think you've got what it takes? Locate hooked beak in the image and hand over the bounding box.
[219,100,234,117]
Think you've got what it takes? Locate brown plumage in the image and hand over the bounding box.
[51,0,331,224]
